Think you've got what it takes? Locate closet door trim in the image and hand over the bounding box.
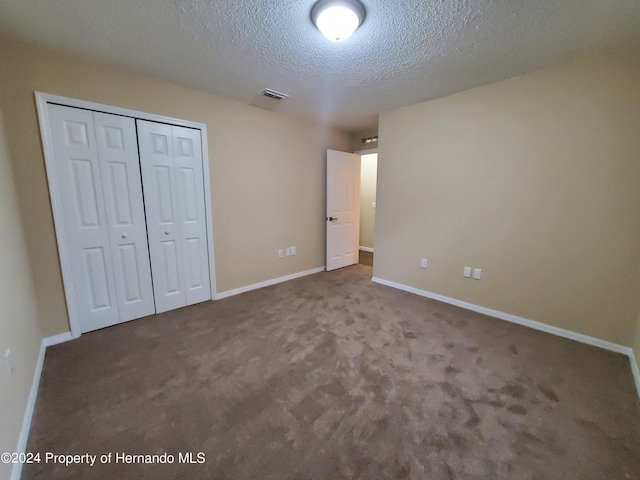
[35,92,218,338]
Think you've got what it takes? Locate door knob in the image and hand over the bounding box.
[121,233,128,239]
[164,231,170,235]
[328,216,338,221]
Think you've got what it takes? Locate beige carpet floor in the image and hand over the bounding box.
[23,264,640,479]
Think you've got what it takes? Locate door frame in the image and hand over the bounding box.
[35,92,218,338]
[354,147,378,155]
[326,149,361,271]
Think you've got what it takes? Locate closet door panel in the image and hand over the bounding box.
[94,112,155,321]
[173,126,211,305]
[49,105,120,332]
[137,120,186,312]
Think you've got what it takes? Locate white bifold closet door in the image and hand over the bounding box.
[49,105,155,332]
[137,120,211,313]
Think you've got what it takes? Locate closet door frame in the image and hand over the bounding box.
[35,92,218,338]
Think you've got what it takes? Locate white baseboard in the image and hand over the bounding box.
[11,341,45,480]
[359,246,374,253]
[371,276,640,398]
[43,331,75,347]
[630,350,640,401]
[12,332,74,480]
[214,267,325,300]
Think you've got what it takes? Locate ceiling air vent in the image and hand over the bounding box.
[261,88,289,100]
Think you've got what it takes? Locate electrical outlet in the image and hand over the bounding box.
[463,267,471,278]
[278,249,284,258]
[473,268,482,280]
[285,247,291,257]
[4,349,14,376]
[291,246,296,256]
[421,258,428,268]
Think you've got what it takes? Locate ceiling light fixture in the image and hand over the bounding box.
[311,0,366,42]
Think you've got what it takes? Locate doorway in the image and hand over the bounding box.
[324,148,378,271]
[358,152,378,267]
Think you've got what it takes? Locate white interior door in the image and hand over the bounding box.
[94,112,155,322]
[49,105,120,332]
[326,149,361,271]
[137,120,211,312]
[137,121,184,313]
[173,126,212,305]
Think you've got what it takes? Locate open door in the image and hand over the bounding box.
[326,149,361,271]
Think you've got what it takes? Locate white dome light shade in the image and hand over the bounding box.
[311,0,366,42]
[316,6,359,42]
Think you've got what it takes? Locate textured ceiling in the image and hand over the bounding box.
[0,0,639,132]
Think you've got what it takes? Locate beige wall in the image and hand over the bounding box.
[0,109,43,480]
[375,48,640,346]
[359,153,378,250]
[0,36,350,337]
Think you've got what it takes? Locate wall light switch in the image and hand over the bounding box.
[473,268,482,280]
[421,258,428,268]
[372,201,376,208]
[291,246,296,256]
[278,249,284,258]
[285,247,291,257]
[464,267,471,278]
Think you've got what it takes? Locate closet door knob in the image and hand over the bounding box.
[164,230,170,235]
[121,233,128,239]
